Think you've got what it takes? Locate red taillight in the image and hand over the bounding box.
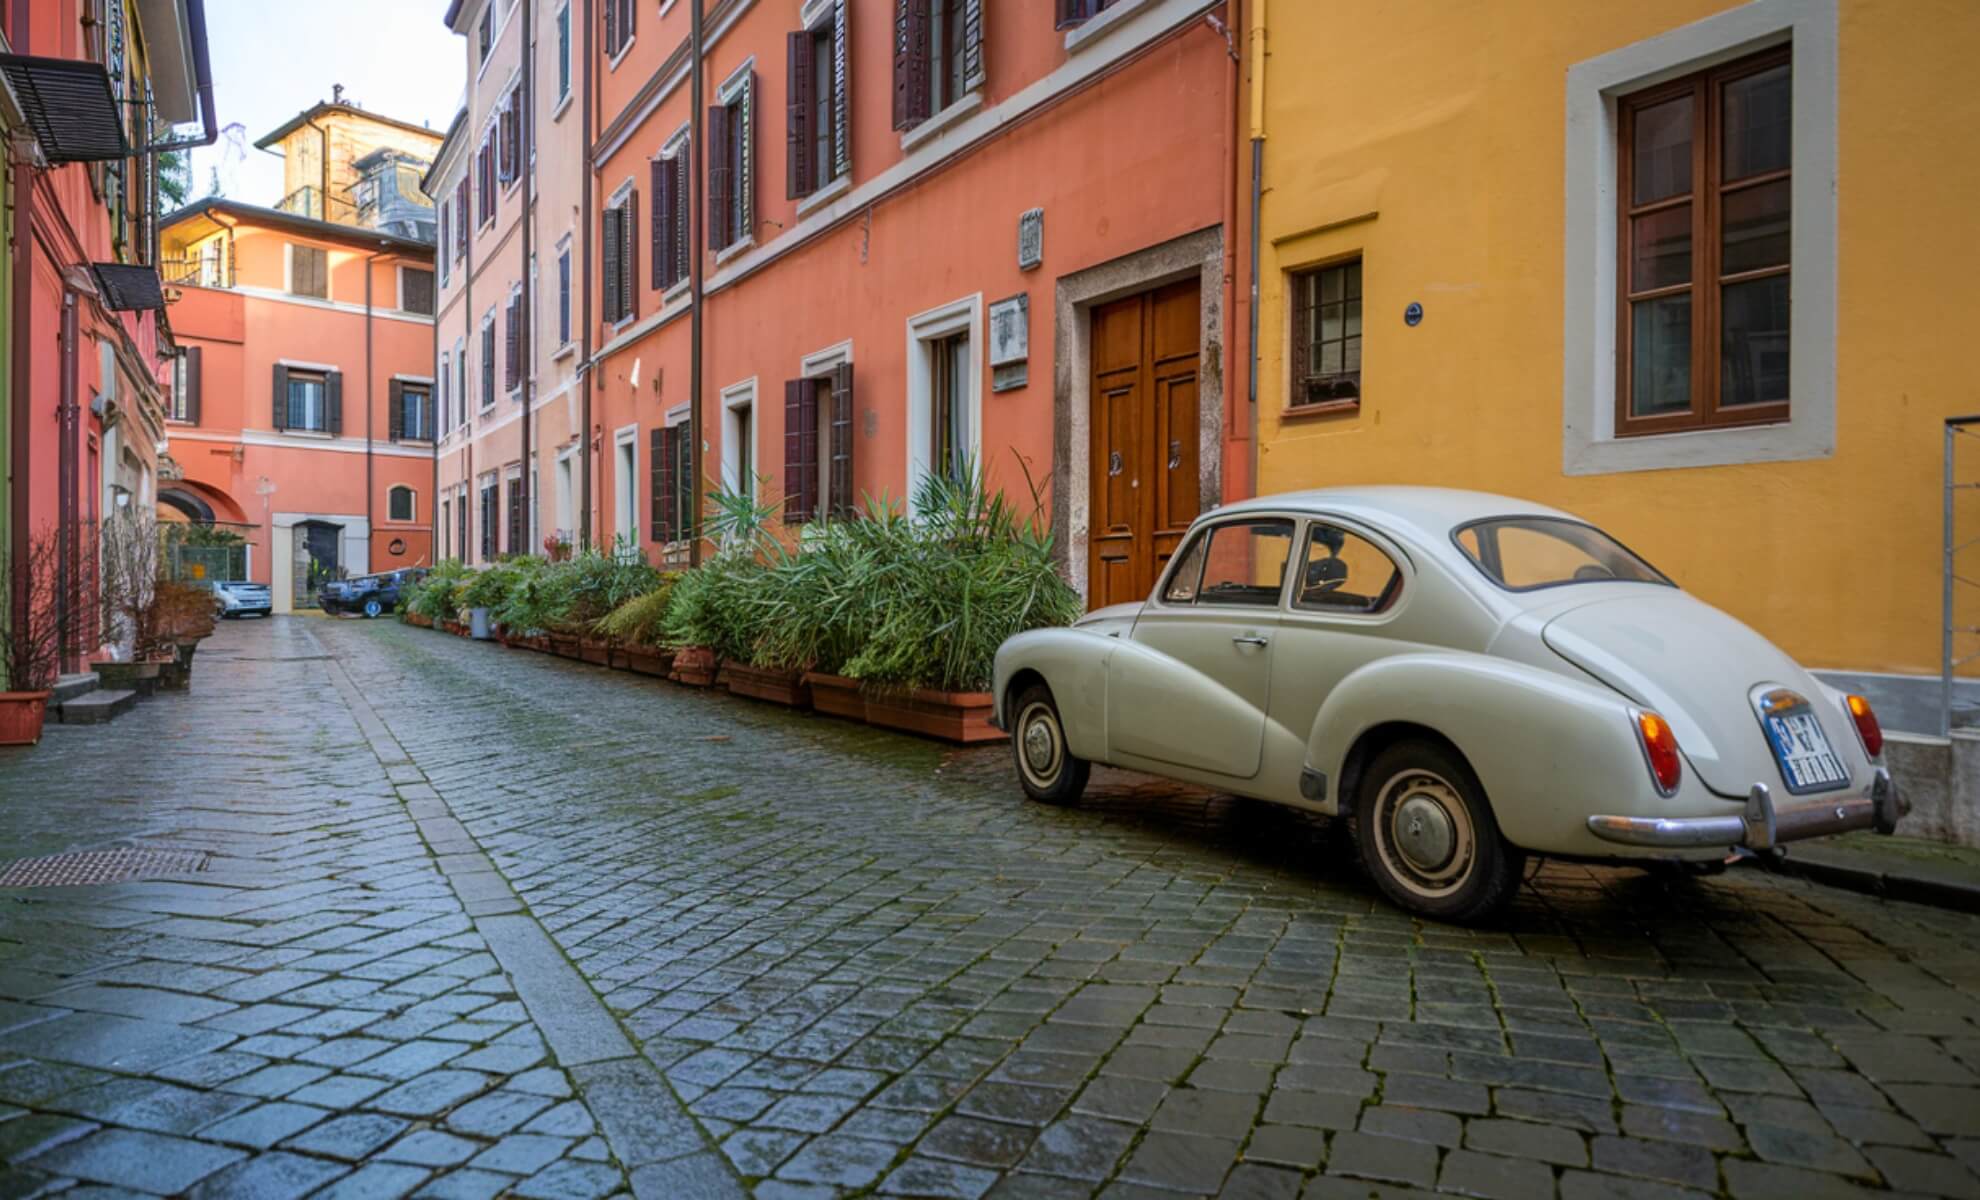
[1846,694,1884,759]
[1634,710,1682,795]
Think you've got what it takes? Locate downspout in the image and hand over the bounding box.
[304,116,331,222]
[520,0,533,557]
[1246,0,1265,494]
[464,185,475,561]
[142,0,218,152]
[1219,0,1241,503]
[577,0,593,551]
[365,247,387,566]
[7,0,32,684]
[57,293,77,673]
[688,0,704,566]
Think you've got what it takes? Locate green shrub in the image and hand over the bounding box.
[663,550,766,662]
[408,560,472,622]
[559,545,664,631]
[493,557,567,634]
[593,576,678,646]
[460,560,522,612]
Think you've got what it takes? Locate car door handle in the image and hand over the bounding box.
[1232,635,1270,647]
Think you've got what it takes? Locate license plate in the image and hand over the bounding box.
[1762,709,1848,793]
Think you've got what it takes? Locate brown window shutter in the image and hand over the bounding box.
[505,297,519,389]
[829,364,855,519]
[327,370,344,436]
[893,0,931,131]
[673,154,690,282]
[832,1,852,180]
[739,74,757,244]
[455,181,468,255]
[603,0,618,57]
[272,363,289,430]
[675,424,694,539]
[707,103,731,247]
[787,31,814,200]
[601,206,622,322]
[783,379,812,525]
[962,0,985,92]
[185,346,202,425]
[651,426,671,541]
[1056,0,1095,28]
[388,379,404,441]
[623,191,639,320]
[651,158,669,286]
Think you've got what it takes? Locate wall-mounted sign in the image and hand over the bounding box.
[1018,208,1044,272]
[990,294,1029,393]
[1404,302,1424,327]
[388,538,407,556]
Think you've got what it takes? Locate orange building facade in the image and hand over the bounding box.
[437,0,1249,609]
[158,201,437,611]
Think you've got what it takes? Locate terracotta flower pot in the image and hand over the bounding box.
[803,673,867,722]
[671,646,719,687]
[863,685,1006,745]
[404,612,433,628]
[625,645,675,678]
[725,663,812,708]
[0,692,50,746]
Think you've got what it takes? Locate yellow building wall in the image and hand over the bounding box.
[272,112,443,225]
[1253,0,1980,676]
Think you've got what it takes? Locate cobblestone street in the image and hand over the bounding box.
[0,617,1975,1198]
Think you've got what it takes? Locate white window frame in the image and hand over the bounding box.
[554,2,573,114]
[713,60,757,260]
[555,234,574,350]
[613,423,639,546]
[1562,0,1836,476]
[387,484,417,524]
[905,297,982,517]
[719,378,758,498]
[555,446,576,542]
[479,309,498,411]
[507,283,526,397]
[607,177,637,331]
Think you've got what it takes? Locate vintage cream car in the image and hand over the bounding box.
[991,487,1904,922]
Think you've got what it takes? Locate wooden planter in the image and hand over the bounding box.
[515,633,550,654]
[724,663,812,709]
[548,633,582,660]
[578,638,613,667]
[624,645,675,678]
[671,646,719,687]
[0,692,50,746]
[404,612,433,628]
[863,685,1006,745]
[442,620,466,636]
[608,644,633,671]
[803,673,867,722]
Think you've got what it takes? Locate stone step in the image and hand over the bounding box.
[57,689,137,725]
[51,673,98,706]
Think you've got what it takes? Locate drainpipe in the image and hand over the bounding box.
[1246,0,1266,493]
[520,0,533,558]
[7,0,32,685]
[303,116,331,221]
[1219,0,1242,504]
[365,247,387,568]
[57,293,77,673]
[577,0,593,551]
[464,149,475,561]
[688,0,704,567]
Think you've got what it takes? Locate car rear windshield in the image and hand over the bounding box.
[1452,517,1671,591]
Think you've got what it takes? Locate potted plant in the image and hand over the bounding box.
[0,530,64,745]
[663,550,764,689]
[557,544,661,667]
[597,582,677,677]
[406,559,467,630]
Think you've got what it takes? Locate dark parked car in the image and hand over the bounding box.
[321,569,426,618]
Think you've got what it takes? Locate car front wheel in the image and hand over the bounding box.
[1354,739,1522,924]
[362,598,384,619]
[1011,684,1090,806]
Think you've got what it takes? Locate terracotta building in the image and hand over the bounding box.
[434,0,1250,608]
[156,101,440,612]
[3,0,217,678]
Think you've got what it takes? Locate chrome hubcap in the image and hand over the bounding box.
[1024,720,1056,773]
[1393,793,1456,872]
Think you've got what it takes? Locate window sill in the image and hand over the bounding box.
[553,341,576,361]
[552,91,572,122]
[607,36,635,71]
[900,91,984,153]
[713,236,756,267]
[394,438,436,449]
[278,428,335,440]
[1280,399,1360,422]
[663,279,690,305]
[795,173,852,218]
[1065,0,1150,53]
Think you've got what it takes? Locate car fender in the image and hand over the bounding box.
[1306,650,1661,849]
[993,627,1117,763]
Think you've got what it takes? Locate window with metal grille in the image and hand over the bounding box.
[1289,259,1362,411]
[401,267,435,315]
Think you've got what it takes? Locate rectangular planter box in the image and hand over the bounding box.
[671,647,719,687]
[609,644,633,671]
[579,638,613,667]
[96,659,165,696]
[515,634,550,654]
[725,663,812,709]
[803,673,867,722]
[404,613,433,628]
[863,685,1006,745]
[548,634,582,660]
[625,646,676,678]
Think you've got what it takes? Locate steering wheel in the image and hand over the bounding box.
[1304,556,1348,594]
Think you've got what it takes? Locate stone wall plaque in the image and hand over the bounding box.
[990,293,1029,393]
[1017,207,1043,271]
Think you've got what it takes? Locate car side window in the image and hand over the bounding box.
[1296,522,1403,613]
[1164,519,1295,607]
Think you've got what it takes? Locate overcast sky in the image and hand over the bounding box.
[183,0,462,210]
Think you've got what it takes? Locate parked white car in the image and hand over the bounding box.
[991,487,1904,922]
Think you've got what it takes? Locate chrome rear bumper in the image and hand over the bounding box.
[1587,768,1904,850]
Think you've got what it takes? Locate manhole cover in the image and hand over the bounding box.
[0,849,209,888]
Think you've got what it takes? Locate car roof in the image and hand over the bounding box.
[1209,486,1581,545]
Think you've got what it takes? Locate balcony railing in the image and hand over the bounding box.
[160,256,233,289]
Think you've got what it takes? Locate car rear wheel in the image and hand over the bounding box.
[1353,739,1522,924]
[362,598,384,619]
[1011,684,1090,806]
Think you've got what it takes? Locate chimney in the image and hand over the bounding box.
[332,83,345,105]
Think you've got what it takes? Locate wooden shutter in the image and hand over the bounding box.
[652,157,670,287]
[455,181,469,256]
[651,426,672,541]
[962,0,985,92]
[388,379,404,441]
[185,346,202,425]
[833,0,852,180]
[508,477,523,555]
[623,191,639,320]
[673,154,690,282]
[505,296,520,389]
[601,206,622,322]
[327,370,344,436]
[559,253,571,340]
[482,326,495,405]
[830,363,855,519]
[1055,0,1096,28]
[603,0,618,57]
[676,423,694,539]
[272,363,289,430]
[893,0,930,131]
[787,31,814,200]
[738,74,756,245]
[707,103,731,247]
[783,379,820,524]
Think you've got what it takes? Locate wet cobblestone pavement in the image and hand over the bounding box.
[0,616,1976,1198]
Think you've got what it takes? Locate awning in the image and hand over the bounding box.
[0,54,130,163]
[91,264,165,312]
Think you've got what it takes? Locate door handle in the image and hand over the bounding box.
[1232,635,1270,647]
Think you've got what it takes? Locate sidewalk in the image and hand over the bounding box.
[1768,831,1980,913]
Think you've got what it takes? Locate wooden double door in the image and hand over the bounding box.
[1089,279,1201,610]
